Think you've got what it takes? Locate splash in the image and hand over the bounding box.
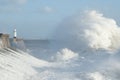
[52,48,79,62]
[88,72,106,80]
[54,10,120,51]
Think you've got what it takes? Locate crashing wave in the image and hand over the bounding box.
[54,10,120,51]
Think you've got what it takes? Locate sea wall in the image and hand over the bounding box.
[0,33,11,48]
[0,33,26,51]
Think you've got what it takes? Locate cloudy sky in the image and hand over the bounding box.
[0,0,120,39]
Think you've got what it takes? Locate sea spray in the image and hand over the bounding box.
[53,10,120,52]
[45,10,120,80]
[52,48,79,62]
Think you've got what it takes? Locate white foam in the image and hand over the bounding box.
[0,48,50,80]
[88,72,105,80]
[52,48,79,62]
[54,10,120,51]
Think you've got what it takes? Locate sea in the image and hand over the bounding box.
[1,10,120,80]
[24,39,120,80]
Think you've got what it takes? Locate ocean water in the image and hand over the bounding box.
[1,10,120,80]
[24,39,120,80]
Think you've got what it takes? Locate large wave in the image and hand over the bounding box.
[53,10,120,52]
[48,10,120,80]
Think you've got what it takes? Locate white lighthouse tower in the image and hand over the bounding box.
[13,29,17,42]
[14,29,17,38]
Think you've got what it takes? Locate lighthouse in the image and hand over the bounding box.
[13,29,17,38]
[13,29,17,42]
